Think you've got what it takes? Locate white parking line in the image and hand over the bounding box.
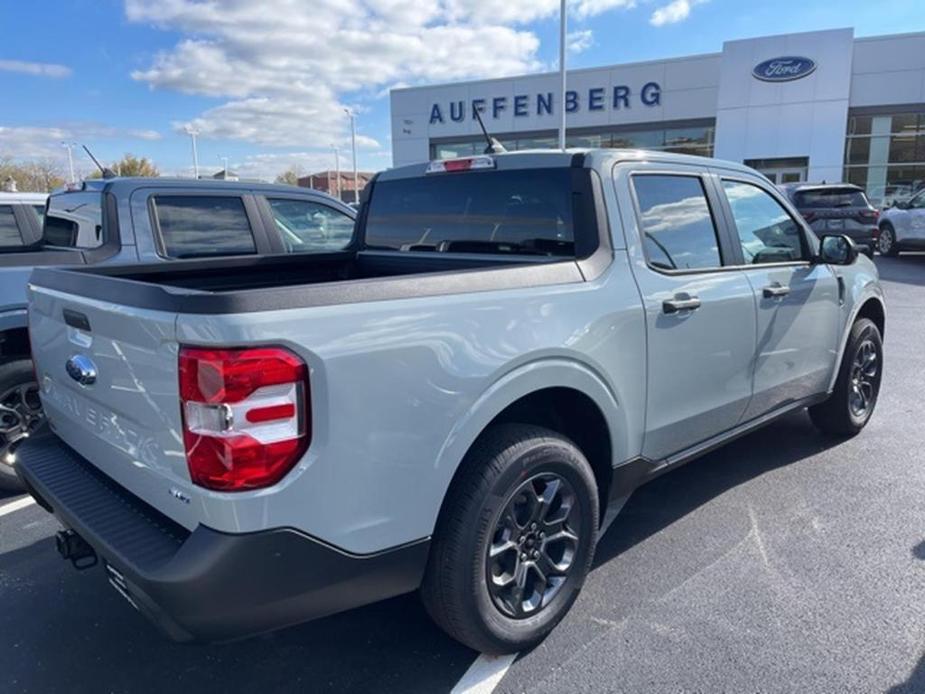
[0,496,35,517]
[451,653,516,694]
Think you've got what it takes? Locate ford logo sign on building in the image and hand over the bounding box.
[752,56,817,82]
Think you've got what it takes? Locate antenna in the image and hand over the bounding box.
[473,107,506,155]
[82,145,116,179]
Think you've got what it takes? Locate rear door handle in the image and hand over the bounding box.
[662,295,702,314]
[762,283,791,299]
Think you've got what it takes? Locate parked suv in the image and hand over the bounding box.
[0,178,354,490]
[779,183,880,254]
[16,150,884,654]
[878,188,925,256]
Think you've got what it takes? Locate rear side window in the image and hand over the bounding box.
[0,206,22,248]
[364,168,576,256]
[268,198,354,252]
[43,192,103,248]
[632,174,722,271]
[723,180,808,264]
[153,196,256,258]
[794,188,869,208]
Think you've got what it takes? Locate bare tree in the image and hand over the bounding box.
[88,153,160,178]
[0,155,66,192]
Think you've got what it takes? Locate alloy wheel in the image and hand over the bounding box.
[0,380,44,462]
[878,229,893,254]
[848,339,879,419]
[486,473,581,619]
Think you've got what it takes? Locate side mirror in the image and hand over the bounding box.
[817,234,859,266]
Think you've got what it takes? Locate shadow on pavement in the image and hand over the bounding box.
[0,537,473,694]
[593,410,841,568]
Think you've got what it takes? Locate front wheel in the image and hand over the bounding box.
[421,424,599,654]
[809,318,883,436]
[0,359,46,491]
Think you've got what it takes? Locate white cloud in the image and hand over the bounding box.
[0,123,164,173]
[125,0,638,149]
[0,59,72,78]
[650,0,705,26]
[567,29,594,54]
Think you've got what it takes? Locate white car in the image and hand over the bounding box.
[878,189,925,256]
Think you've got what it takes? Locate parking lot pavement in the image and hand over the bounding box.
[1,255,923,694]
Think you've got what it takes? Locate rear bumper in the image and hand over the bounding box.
[15,435,430,642]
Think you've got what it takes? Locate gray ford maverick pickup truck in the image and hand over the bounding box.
[16,149,885,654]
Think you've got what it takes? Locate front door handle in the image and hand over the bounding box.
[762,283,791,299]
[662,295,702,314]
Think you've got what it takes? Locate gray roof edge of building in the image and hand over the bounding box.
[390,51,724,95]
[853,29,925,43]
[392,28,923,97]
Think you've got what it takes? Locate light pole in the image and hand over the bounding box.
[345,108,359,204]
[331,145,341,200]
[61,142,76,183]
[185,126,200,178]
[219,156,229,179]
[559,0,568,150]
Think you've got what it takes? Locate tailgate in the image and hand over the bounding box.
[29,283,201,530]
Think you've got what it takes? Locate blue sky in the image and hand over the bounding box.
[0,0,922,180]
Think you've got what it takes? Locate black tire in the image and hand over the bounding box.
[878,223,899,257]
[809,318,883,437]
[421,424,599,654]
[0,359,44,492]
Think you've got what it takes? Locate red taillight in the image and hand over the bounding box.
[179,346,310,491]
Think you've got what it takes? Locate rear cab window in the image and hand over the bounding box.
[152,195,256,259]
[631,174,723,271]
[363,168,589,257]
[43,192,103,248]
[794,188,870,209]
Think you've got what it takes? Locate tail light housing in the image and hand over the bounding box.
[179,346,310,491]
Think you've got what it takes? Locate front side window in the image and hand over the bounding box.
[909,191,925,209]
[43,192,102,248]
[0,206,22,248]
[153,195,256,258]
[722,180,808,264]
[268,198,354,252]
[632,174,722,271]
[364,168,576,256]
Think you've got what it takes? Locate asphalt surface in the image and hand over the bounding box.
[1,255,923,694]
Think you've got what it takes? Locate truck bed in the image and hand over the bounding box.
[28,250,585,314]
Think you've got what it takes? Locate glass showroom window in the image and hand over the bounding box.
[844,111,925,207]
[430,122,715,160]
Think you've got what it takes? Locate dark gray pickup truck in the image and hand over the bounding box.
[0,177,355,489]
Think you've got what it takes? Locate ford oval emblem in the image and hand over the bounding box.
[65,354,97,386]
[752,56,816,82]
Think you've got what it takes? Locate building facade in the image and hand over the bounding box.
[298,170,374,202]
[390,28,925,205]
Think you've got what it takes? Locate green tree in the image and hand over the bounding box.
[89,153,160,178]
[275,166,304,186]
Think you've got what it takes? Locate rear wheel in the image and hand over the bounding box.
[421,424,598,654]
[0,359,45,492]
[878,224,899,256]
[809,318,883,436]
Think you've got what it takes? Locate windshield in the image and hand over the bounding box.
[794,188,869,209]
[364,168,577,256]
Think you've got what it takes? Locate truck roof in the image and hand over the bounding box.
[50,177,349,207]
[0,191,48,204]
[380,148,760,181]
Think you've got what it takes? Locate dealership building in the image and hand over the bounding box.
[390,28,925,204]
